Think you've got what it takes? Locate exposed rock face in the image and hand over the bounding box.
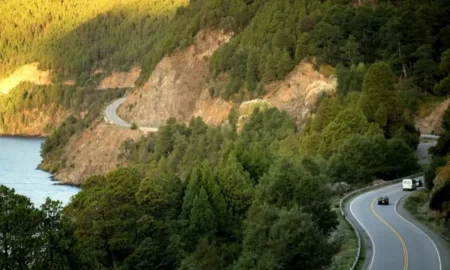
[46,30,338,184]
[55,122,143,185]
[119,29,233,127]
[97,66,141,90]
[432,162,450,217]
[433,162,450,192]
[0,63,51,94]
[264,62,337,125]
[415,98,450,135]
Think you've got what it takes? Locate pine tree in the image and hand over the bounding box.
[188,188,216,241]
[277,49,295,79]
[246,49,259,92]
[358,62,405,137]
[216,151,253,217]
[263,53,278,82]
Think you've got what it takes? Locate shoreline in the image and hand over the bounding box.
[0,134,47,139]
[49,175,81,188]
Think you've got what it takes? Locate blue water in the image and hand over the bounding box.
[0,136,79,207]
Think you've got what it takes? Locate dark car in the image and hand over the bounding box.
[378,196,389,205]
[413,178,423,187]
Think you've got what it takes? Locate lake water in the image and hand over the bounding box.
[0,136,79,207]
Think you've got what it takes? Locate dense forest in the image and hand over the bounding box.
[1,0,450,132]
[29,61,420,269]
[1,0,450,269]
[210,0,450,100]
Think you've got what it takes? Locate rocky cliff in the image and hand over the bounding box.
[97,66,142,90]
[119,30,336,129]
[265,61,337,125]
[119,29,234,127]
[54,122,143,185]
[415,98,450,135]
[51,29,337,184]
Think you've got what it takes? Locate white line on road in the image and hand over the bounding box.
[394,195,442,270]
[350,190,377,270]
[349,184,404,270]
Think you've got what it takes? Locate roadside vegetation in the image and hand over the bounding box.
[406,106,450,240]
[405,190,450,241]
[327,198,358,270]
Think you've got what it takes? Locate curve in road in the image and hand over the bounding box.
[105,97,158,132]
[105,97,442,138]
[348,180,449,270]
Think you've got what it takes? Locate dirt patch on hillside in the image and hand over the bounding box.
[97,66,141,90]
[415,98,450,134]
[265,61,337,125]
[55,122,143,185]
[0,63,51,94]
[119,29,233,126]
[64,79,75,86]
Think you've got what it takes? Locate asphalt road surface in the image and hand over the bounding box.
[105,98,131,128]
[105,97,158,132]
[348,179,449,270]
[416,140,438,165]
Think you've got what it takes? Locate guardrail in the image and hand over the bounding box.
[420,134,440,140]
[339,172,425,270]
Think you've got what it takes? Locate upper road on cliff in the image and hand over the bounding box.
[105,97,158,132]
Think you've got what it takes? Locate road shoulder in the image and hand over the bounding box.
[397,193,450,270]
[343,190,375,270]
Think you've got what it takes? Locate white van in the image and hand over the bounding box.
[402,179,417,191]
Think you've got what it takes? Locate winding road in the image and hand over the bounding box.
[348,180,449,270]
[346,139,450,270]
[107,95,449,269]
[105,97,158,132]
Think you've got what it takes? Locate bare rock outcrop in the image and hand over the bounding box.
[0,63,51,94]
[415,98,450,135]
[265,62,337,125]
[55,122,143,185]
[97,66,141,90]
[119,29,233,127]
[433,162,450,192]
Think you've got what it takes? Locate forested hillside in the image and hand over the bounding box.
[210,0,450,100]
[1,0,450,269]
[29,61,420,269]
[0,0,187,77]
[423,107,450,226]
[2,0,450,136]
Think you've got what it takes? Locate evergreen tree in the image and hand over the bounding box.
[188,188,216,242]
[0,186,41,270]
[216,151,253,218]
[235,204,334,270]
[358,62,405,137]
[245,49,259,92]
[257,158,338,235]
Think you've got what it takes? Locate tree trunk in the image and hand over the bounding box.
[398,41,408,78]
